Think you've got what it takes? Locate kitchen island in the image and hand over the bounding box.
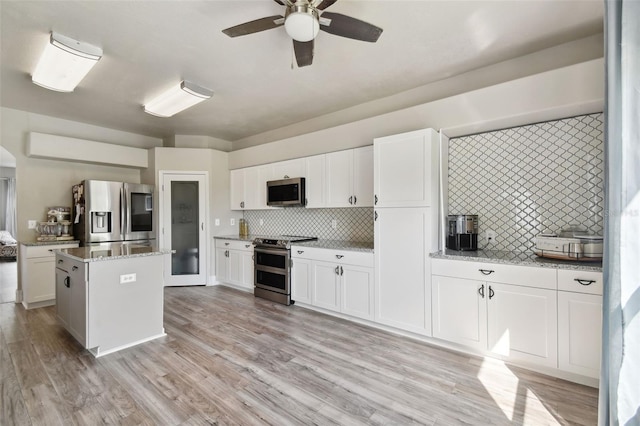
[55,244,171,357]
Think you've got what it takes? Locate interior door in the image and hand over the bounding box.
[161,172,208,286]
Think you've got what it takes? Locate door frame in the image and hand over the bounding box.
[158,171,209,286]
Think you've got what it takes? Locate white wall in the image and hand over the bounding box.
[229,59,604,170]
[0,108,163,242]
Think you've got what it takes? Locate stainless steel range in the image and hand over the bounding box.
[253,235,317,305]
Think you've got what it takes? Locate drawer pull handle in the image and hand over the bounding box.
[72,266,78,271]
[225,242,230,246]
[478,284,485,298]
[336,255,344,259]
[574,278,596,286]
[479,269,495,275]
[297,250,304,254]
[245,244,251,248]
[48,249,54,252]
[57,259,63,264]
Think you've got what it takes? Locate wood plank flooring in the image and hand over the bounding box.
[1,285,598,425]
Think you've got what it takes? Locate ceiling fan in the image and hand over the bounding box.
[222,0,383,67]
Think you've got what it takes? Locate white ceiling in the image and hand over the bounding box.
[0,1,604,148]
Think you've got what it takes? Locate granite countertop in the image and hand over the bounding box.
[215,235,374,253]
[57,244,172,263]
[430,249,603,272]
[20,240,80,246]
[292,239,374,253]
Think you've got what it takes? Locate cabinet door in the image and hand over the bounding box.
[341,264,374,320]
[26,257,56,303]
[325,150,354,207]
[55,268,70,328]
[353,146,374,207]
[69,264,87,347]
[558,292,602,378]
[374,129,437,207]
[304,154,326,208]
[240,250,255,291]
[271,158,305,180]
[230,169,245,210]
[227,250,243,285]
[312,261,340,312]
[487,283,557,368]
[292,258,312,304]
[215,248,229,283]
[375,207,431,335]
[432,275,487,350]
[244,165,270,210]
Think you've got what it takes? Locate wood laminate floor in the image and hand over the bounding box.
[1,285,598,425]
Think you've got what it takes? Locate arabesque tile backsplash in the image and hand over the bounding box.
[243,208,373,242]
[448,113,604,252]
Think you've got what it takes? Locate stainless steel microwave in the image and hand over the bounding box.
[266,177,306,207]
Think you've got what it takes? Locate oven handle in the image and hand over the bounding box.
[254,246,291,257]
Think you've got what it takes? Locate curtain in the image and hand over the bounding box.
[599,0,640,424]
[4,178,16,237]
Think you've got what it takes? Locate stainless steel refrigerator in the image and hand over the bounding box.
[73,180,155,246]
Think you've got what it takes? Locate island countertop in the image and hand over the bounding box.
[58,244,172,262]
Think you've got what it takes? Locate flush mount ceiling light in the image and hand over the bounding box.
[32,32,102,92]
[143,81,213,118]
[284,3,320,42]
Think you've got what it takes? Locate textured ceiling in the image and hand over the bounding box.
[0,1,604,146]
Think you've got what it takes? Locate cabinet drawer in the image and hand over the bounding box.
[24,243,78,259]
[558,269,603,295]
[431,258,556,290]
[292,246,373,268]
[215,239,254,251]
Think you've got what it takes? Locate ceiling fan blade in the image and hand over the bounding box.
[222,15,284,37]
[319,12,383,42]
[316,0,338,10]
[293,40,314,67]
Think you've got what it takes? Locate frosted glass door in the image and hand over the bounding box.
[161,172,207,286]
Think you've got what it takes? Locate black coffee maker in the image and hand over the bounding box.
[446,215,478,251]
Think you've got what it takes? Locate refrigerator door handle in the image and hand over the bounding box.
[120,186,126,237]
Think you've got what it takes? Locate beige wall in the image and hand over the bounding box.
[228,59,604,170]
[147,147,241,280]
[0,108,163,243]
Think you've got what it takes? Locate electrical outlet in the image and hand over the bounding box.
[259,219,264,226]
[214,218,220,226]
[120,273,136,284]
[230,218,235,226]
[486,230,496,244]
[28,220,37,229]
[331,219,337,229]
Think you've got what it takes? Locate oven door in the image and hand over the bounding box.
[254,246,290,295]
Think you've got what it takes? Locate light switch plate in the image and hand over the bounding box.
[230,218,235,226]
[28,220,37,229]
[215,218,220,226]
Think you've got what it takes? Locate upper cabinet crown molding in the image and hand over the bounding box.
[27,132,148,169]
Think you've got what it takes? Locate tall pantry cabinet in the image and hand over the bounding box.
[373,128,446,336]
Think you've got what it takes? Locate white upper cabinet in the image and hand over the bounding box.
[304,154,326,208]
[230,165,271,210]
[325,146,373,208]
[374,128,439,207]
[271,158,305,180]
[230,169,245,210]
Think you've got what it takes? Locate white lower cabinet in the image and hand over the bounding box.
[215,239,254,291]
[557,269,603,379]
[292,247,374,321]
[55,256,88,347]
[432,258,558,369]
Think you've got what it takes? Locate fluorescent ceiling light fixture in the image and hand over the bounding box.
[144,81,213,117]
[32,32,102,92]
[285,5,320,42]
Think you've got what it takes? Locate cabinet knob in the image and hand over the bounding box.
[574,278,596,286]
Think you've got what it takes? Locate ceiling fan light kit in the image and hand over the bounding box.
[284,4,319,42]
[143,81,213,118]
[32,32,102,92]
[222,0,382,67]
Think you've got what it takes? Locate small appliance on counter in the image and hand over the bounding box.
[446,214,478,251]
[34,207,75,241]
[534,224,603,261]
[239,218,249,237]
